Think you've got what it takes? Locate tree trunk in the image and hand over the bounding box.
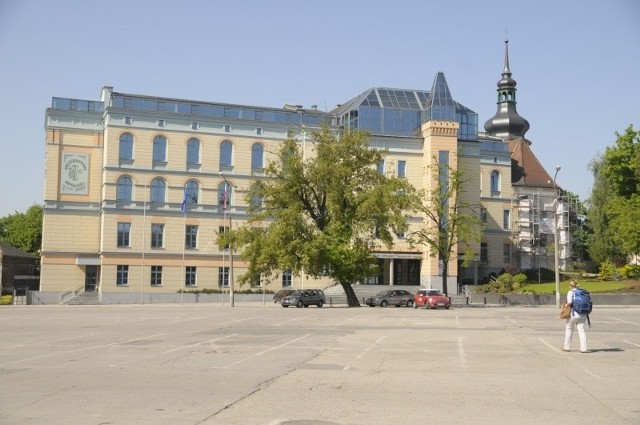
[442,262,449,296]
[341,282,361,307]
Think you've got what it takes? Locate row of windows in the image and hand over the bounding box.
[119,133,265,170]
[116,265,293,288]
[376,159,407,177]
[116,176,261,208]
[118,222,229,249]
[480,243,512,264]
[480,208,511,230]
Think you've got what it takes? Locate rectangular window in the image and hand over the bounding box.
[158,119,165,127]
[116,265,129,286]
[219,226,230,249]
[503,209,511,229]
[117,222,131,247]
[125,116,132,125]
[151,224,164,248]
[185,266,196,286]
[480,243,488,263]
[218,267,229,287]
[186,225,198,249]
[376,160,385,174]
[224,125,231,132]
[282,269,292,287]
[191,122,198,130]
[151,266,162,286]
[256,127,263,135]
[397,160,406,178]
[503,243,511,263]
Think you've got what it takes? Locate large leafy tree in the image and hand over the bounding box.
[0,205,43,255]
[407,156,483,296]
[587,125,640,263]
[563,191,591,265]
[228,126,414,306]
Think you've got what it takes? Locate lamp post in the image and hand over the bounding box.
[553,165,562,308]
[220,172,235,307]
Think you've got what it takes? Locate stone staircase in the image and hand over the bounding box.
[66,291,100,305]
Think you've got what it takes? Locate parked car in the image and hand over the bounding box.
[281,289,326,308]
[273,289,296,303]
[413,288,451,309]
[364,289,414,307]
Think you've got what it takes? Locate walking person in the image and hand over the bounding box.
[563,280,589,353]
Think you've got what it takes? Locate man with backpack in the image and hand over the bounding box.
[562,280,591,353]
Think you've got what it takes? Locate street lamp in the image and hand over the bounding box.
[220,172,235,307]
[552,165,562,308]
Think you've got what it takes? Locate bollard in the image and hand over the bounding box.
[484,296,487,305]
[466,296,469,305]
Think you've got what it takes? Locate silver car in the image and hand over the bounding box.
[281,289,326,308]
[364,289,414,307]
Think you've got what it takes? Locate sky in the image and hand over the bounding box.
[0,0,639,217]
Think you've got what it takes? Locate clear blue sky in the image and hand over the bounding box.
[1,0,639,217]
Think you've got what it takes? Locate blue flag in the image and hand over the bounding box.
[181,188,188,214]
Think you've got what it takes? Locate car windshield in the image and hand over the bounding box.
[377,291,392,296]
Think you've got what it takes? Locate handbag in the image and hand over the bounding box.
[560,303,571,319]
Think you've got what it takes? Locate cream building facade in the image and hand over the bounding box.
[40,42,568,302]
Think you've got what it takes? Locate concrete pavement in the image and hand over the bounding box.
[1,303,639,424]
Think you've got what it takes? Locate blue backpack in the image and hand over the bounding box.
[572,288,593,315]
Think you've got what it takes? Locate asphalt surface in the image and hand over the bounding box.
[1,303,639,425]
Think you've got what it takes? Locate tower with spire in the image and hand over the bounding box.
[484,39,530,139]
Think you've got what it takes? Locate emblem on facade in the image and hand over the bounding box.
[61,153,89,195]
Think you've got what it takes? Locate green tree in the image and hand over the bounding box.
[0,205,43,255]
[563,191,591,265]
[226,127,414,306]
[407,156,483,296]
[587,125,640,263]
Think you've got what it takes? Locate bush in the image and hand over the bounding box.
[0,295,13,305]
[599,260,618,281]
[521,268,555,282]
[620,264,640,279]
[477,272,527,293]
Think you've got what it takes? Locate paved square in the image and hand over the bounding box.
[1,303,639,424]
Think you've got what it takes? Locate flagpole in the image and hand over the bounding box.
[181,187,188,305]
[141,184,146,305]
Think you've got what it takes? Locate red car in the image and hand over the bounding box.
[413,289,451,309]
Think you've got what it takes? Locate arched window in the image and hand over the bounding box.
[119,133,134,160]
[116,176,133,201]
[150,178,166,203]
[187,138,200,165]
[185,180,199,205]
[220,140,232,167]
[251,143,264,172]
[153,135,167,162]
[490,170,500,193]
[218,180,233,208]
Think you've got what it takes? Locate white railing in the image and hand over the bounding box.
[59,284,83,304]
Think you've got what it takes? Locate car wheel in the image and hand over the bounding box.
[380,300,388,307]
[317,300,323,308]
[282,305,288,308]
[368,304,375,307]
[406,300,413,308]
[445,305,450,309]
[296,300,303,308]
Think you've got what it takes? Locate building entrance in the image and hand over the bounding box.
[85,265,97,291]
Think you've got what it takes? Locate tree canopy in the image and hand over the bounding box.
[227,126,415,306]
[0,205,43,255]
[587,125,640,263]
